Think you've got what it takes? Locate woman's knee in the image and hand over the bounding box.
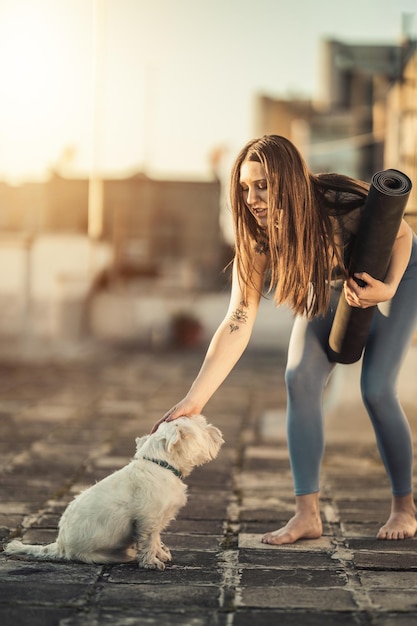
[361,374,395,412]
[285,362,327,398]
[285,365,307,396]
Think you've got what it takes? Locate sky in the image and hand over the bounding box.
[0,0,416,184]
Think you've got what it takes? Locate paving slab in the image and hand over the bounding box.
[238,550,339,569]
[106,564,222,585]
[234,611,365,626]
[0,580,92,605]
[61,609,229,626]
[240,567,348,587]
[353,551,417,570]
[358,570,417,586]
[345,538,417,551]
[238,586,357,610]
[367,590,417,612]
[0,558,101,583]
[0,606,77,626]
[97,583,221,609]
[371,616,417,626]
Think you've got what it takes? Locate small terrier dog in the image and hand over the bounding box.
[5,414,224,569]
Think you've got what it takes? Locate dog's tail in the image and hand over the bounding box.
[4,539,62,560]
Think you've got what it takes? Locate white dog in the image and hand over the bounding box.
[4,414,224,569]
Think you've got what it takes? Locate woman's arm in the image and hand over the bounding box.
[151,253,268,431]
[344,219,413,308]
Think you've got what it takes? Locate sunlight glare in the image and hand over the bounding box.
[0,2,84,181]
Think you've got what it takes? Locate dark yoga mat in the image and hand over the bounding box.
[327,169,412,364]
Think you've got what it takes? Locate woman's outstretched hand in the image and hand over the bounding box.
[150,398,202,433]
[344,272,395,309]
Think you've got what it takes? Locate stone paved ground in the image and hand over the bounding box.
[1,343,417,626]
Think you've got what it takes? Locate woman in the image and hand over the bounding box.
[152,135,417,544]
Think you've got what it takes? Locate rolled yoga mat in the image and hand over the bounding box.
[327,169,412,364]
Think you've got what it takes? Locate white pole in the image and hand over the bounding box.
[88,0,104,252]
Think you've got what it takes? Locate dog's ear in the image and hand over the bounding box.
[206,425,224,459]
[135,435,150,451]
[164,425,185,454]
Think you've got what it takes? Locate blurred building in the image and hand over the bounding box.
[102,175,226,291]
[0,173,225,288]
[381,41,417,227]
[0,173,228,343]
[254,38,417,219]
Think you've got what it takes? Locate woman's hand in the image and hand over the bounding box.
[150,398,202,433]
[344,272,395,308]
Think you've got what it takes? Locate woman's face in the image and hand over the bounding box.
[239,160,268,227]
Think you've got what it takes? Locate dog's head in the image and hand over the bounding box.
[137,415,224,477]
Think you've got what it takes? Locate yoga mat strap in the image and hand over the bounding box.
[327,169,412,364]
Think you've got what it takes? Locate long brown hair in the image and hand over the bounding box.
[229,135,369,317]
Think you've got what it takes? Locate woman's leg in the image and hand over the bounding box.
[262,292,337,545]
[286,311,336,495]
[361,242,417,538]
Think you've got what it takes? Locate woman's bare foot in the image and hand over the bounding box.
[377,494,417,540]
[261,493,322,546]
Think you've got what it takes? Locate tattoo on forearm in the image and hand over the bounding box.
[229,301,248,334]
[231,305,248,324]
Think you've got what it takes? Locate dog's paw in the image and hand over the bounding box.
[141,558,166,571]
[157,543,172,562]
[138,553,166,570]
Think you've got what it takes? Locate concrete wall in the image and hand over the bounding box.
[89,290,294,352]
[0,234,111,340]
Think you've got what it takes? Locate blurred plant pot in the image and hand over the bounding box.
[171,313,203,348]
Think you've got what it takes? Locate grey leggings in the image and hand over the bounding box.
[286,233,417,497]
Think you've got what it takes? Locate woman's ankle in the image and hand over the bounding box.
[295,492,320,516]
[391,493,416,514]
